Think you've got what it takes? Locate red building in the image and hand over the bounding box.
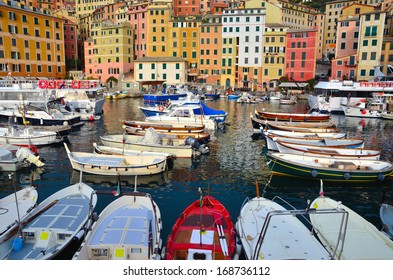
[173,0,200,16]
[285,28,317,82]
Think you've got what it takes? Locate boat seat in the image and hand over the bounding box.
[187,248,212,260]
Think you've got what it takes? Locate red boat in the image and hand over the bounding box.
[255,109,331,122]
[165,193,236,260]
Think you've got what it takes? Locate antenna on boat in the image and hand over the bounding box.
[9,173,21,227]
[198,187,204,247]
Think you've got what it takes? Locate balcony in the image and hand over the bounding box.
[346,61,357,66]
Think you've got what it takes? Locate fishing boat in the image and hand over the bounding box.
[380,203,393,239]
[255,109,331,122]
[381,111,393,120]
[122,120,206,134]
[227,93,241,100]
[0,126,65,146]
[279,95,297,105]
[310,192,393,259]
[264,134,364,151]
[342,96,387,118]
[0,146,44,171]
[263,129,346,140]
[93,143,173,159]
[64,143,167,176]
[72,185,163,260]
[235,182,339,260]
[265,152,393,182]
[164,188,237,260]
[1,180,97,260]
[250,113,337,133]
[275,140,381,160]
[0,185,38,244]
[124,126,210,144]
[99,128,209,158]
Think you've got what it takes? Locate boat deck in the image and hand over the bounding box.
[88,206,153,247]
[7,194,90,260]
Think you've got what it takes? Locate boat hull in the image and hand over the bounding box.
[266,152,393,182]
[255,110,331,122]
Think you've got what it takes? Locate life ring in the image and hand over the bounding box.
[72,80,81,89]
[38,80,48,89]
[158,105,165,112]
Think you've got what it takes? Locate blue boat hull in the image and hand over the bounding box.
[143,93,187,102]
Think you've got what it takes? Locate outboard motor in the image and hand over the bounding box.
[185,137,210,155]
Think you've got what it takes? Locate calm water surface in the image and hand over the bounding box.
[1,97,392,260]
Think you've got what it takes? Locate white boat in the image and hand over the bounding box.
[0,186,38,244]
[279,95,297,105]
[236,194,335,260]
[380,203,393,239]
[145,105,219,130]
[308,68,393,113]
[268,91,283,100]
[0,126,65,146]
[73,190,162,260]
[93,142,174,159]
[265,134,364,151]
[310,194,393,259]
[0,146,44,171]
[381,111,393,120]
[64,143,167,176]
[1,181,97,260]
[99,128,206,158]
[0,79,105,116]
[342,95,387,118]
[263,129,346,139]
[275,140,381,160]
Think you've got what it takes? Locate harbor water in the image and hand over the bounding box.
[1,96,392,260]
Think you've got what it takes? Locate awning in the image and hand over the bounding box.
[278,82,308,88]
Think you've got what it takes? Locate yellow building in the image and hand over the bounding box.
[357,10,386,80]
[147,0,172,57]
[263,24,288,89]
[0,1,66,78]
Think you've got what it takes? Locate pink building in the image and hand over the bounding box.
[285,28,317,82]
[129,1,148,60]
[63,17,78,62]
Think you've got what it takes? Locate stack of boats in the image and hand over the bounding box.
[252,109,393,183]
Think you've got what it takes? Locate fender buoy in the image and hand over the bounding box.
[311,169,318,177]
[361,109,367,115]
[38,80,48,89]
[378,173,385,181]
[343,173,351,180]
[158,105,165,112]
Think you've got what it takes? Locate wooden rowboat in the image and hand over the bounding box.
[265,152,393,182]
[122,120,206,133]
[164,191,237,260]
[275,140,381,160]
[255,109,331,122]
[124,126,210,143]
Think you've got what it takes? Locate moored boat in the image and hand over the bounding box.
[73,190,162,260]
[122,120,206,133]
[164,189,236,260]
[380,203,393,239]
[255,109,331,122]
[235,183,339,260]
[0,185,38,244]
[310,193,393,259]
[265,151,393,182]
[64,143,167,176]
[0,126,65,146]
[275,140,381,160]
[1,181,97,260]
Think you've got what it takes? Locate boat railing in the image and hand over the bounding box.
[252,206,349,260]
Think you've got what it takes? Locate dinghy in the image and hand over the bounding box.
[0,126,65,146]
[164,188,236,260]
[310,193,393,259]
[64,143,167,176]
